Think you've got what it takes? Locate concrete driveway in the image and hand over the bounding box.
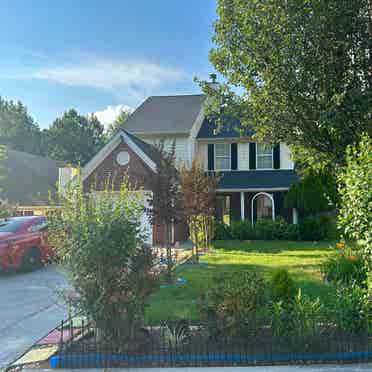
[0,265,68,368]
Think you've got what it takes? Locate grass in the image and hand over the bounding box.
[145,240,336,322]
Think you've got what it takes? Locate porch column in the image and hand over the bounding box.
[240,191,245,221]
[293,208,298,224]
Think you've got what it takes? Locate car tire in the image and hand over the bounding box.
[22,247,42,272]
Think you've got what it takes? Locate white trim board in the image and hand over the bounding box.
[82,130,157,182]
[216,187,289,192]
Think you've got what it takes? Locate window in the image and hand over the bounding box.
[251,193,275,223]
[215,143,231,170]
[256,143,273,169]
[216,195,231,225]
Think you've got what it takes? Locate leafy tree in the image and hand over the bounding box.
[46,109,104,165]
[147,141,183,282]
[106,109,131,138]
[285,168,338,214]
[0,97,44,155]
[48,175,159,340]
[180,157,218,262]
[203,0,372,168]
[338,134,372,269]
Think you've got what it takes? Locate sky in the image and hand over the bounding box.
[0,0,218,129]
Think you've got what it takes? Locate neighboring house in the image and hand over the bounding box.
[0,150,76,216]
[82,91,299,246]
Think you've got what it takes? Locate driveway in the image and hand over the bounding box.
[0,265,69,368]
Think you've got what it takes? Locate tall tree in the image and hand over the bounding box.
[180,157,218,263]
[204,0,372,168]
[0,97,44,155]
[106,109,131,138]
[46,109,105,165]
[147,141,183,282]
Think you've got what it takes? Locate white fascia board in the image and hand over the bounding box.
[120,132,157,173]
[216,187,289,192]
[82,130,157,182]
[82,132,123,181]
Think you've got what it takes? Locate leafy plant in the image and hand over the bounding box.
[162,320,191,348]
[214,221,232,240]
[231,220,255,240]
[271,269,297,303]
[299,217,325,241]
[321,248,367,287]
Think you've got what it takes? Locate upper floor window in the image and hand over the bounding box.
[256,143,273,169]
[215,143,231,170]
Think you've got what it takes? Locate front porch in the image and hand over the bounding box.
[216,190,298,225]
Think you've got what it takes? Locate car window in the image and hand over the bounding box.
[0,219,25,233]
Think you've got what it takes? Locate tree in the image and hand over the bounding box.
[46,109,104,165]
[0,97,44,155]
[106,109,131,138]
[147,141,183,282]
[203,0,372,168]
[180,157,218,263]
[338,134,372,269]
[48,175,159,341]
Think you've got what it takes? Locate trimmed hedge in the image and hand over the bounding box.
[214,216,337,241]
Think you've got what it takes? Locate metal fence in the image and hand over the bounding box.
[51,314,372,368]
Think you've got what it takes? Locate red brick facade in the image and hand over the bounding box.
[83,140,189,245]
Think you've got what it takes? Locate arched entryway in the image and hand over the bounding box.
[251,192,275,224]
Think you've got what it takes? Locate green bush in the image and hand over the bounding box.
[214,221,232,240]
[299,217,325,241]
[283,223,300,240]
[318,215,339,240]
[271,269,297,303]
[254,219,277,239]
[321,249,367,287]
[231,220,255,240]
[333,284,371,334]
[200,271,267,336]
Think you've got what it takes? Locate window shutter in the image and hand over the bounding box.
[208,144,214,171]
[231,143,238,170]
[273,144,280,169]
[249,143,256,169]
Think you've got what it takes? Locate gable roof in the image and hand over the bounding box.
[0,150,61,206]
[124,94,206,135]
[82,130,160,181]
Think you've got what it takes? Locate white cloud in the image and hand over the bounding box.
[31,60,186,90]
[92,104,133,128]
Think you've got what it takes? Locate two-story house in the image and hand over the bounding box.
[82,94,298,245]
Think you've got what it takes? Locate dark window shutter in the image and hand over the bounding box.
[249,143,256,169]
[208,144,214,171]
[273,144,280,169]
[231,143,238,170]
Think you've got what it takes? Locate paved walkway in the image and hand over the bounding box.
[20,364,372,371]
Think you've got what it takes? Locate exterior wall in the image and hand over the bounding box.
[84,141,154,192]
[280,143,294,170]
[137,134,191,168]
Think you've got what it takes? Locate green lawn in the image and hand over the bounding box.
[145,240,336,322]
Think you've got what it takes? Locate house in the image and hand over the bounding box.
[82,93,298,245]
[0,149,78,216]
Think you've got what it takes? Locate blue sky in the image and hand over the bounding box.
[0,0,217,128]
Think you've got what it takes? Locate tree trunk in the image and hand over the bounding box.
[165,223,173,283]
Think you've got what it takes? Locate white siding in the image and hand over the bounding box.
[139,135,191,168]
[280,143,294,169]
[238,142,250,170]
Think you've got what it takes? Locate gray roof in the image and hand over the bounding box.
[125,94,206,134]
[0,150,61,206]
[218,170,298,190]
[197,118,254,139]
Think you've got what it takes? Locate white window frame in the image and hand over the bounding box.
[251,192,275,225]
[256,143,274,170]
[214,143,231,171]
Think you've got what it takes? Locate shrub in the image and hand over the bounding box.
[214,221,232,240]
[318,214,339,240]
[255,219,277,239]
[321,248,367,287]
[231,220,255,240]
[271,269,297,303]
[338,134,372,269]
[333,283,371,334]
[283,223,300,240]
[299,217,325,241]
[200,271,266,336]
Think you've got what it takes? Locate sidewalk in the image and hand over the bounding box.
[20,364,372,372]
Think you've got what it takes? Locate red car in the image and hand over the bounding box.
[0,216,52,271]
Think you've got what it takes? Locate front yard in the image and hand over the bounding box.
[146,240,336,322]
